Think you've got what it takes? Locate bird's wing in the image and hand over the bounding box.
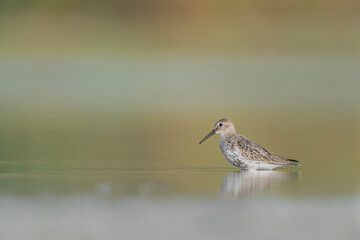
[235,135,290,165]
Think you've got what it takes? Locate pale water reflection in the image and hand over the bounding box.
[0,169,360,240]
[220,170,300,199]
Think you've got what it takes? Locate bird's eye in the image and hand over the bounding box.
[219,123,223,127]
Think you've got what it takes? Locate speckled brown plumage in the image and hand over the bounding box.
[232,134,298,165]
[199,118,300,170]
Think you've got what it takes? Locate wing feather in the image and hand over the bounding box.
[235,135,291,165]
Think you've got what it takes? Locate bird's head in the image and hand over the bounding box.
[199,119,236,144]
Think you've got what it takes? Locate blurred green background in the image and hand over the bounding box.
[0,0,359,198]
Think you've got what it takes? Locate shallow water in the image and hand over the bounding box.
[0,59,359,239]
[0,168,359,199]
[0,167,360,240]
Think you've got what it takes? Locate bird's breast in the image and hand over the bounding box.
[219,140,242,164]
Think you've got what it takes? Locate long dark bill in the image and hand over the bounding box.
[199,129,215,144]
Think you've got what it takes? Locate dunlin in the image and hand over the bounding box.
[199,119,300,170]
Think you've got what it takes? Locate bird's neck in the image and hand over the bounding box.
[220,128,237,140]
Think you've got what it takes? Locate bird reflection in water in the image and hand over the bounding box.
[220,170,300,199]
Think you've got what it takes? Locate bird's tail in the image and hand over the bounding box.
[287,159,301,166]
